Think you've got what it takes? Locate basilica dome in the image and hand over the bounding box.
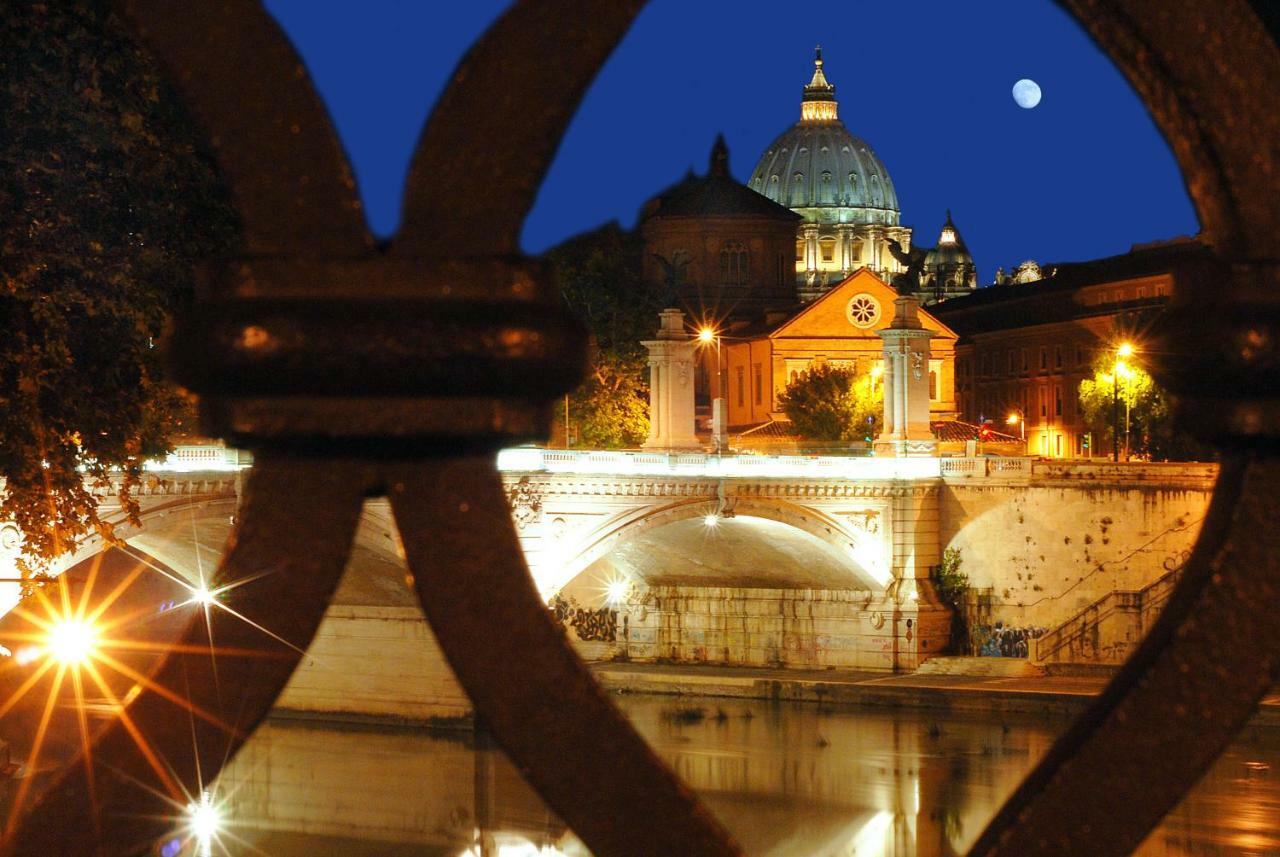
[748,50,900,227]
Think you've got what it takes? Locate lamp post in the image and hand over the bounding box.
[698,326,726,453]
[1112,342,1134,463]
[1006,407,1025,442]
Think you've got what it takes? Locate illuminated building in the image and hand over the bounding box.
[717,269,958,430]
[932,238,1202,458]
[747,49,914,302]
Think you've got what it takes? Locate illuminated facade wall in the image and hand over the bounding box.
[716,270,958,429]
[934,241,1198,458]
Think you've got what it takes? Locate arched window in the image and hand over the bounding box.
[719,241,748,286]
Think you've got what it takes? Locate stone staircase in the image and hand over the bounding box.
[1031,568,1181,666]
[915,656,1045,678]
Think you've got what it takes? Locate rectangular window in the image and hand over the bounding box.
[1055,345,1063,369]
[1040,347,1047,370]
[1056,434,1063,457]
[736,366,745,408]
[1055,386,1063,417]
[1021,348,1028,372]
[1039,388,1047,418]
[1008,351,1015,374]
[1076,344,1085,366]
[753,363,763,405]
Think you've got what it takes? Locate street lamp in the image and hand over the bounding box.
[1006,407,1025,442]
[698,326,727,452]
[869,363,884,399]
[1112,341,1134,462]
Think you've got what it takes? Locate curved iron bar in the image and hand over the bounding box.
[389,456,742,856]
[8,0,743,854]
[973,2,1280,853]
[3,456,368,855]
[396,0,647,256]
[6,0,1277,853]
[121,0,373,257]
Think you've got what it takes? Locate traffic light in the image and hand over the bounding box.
[1082,432,1091,450]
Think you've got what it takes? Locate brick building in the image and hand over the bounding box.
[931,238,1205,458]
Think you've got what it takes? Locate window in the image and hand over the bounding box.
[796,241,805,263]
[719,241,748,286]
[1008,351,1015,374]
[753,363,763,405]
[1076,344,1085,366]
[929,370,938,401]
[1056,434,1063,457]
[1039,388,1047,418]
[1021,348,1028,372]
[1055,386,1063,417]
[1055,345,1063,369]
[819,238,836,263]
[736,366,745,408]
[1138,286,1147,299]
[1040,347,1048,370]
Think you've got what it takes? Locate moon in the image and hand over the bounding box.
[1012,78,1042,109]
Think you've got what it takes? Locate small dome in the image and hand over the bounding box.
[748,48,900,226]
[924,210,974,270]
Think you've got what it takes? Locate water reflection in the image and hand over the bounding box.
[203,697,1278,856]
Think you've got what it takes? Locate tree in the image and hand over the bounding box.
[777,363,883,442]
[1,2,238,570]
[547,224,664,448]
[1077,350,1211,461]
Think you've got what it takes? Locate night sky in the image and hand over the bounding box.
[263,0,1199,283]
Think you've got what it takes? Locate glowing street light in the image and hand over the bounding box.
[1112,341,1136,462]
[1006,408,1025,442]
[191,584,217,607]
[603,578,630,606]
[187,791,222,857]
[703,513,719,528]
[45,618,97,666]
[696,325,727,452]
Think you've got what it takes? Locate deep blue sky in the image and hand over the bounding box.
[263,0,1199,283]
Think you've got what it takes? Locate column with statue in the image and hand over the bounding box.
[874,240,939,458]
[641,309,701,450]
[874,242,951,669]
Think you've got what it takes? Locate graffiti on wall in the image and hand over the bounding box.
[973,622,1045,658]
[549,595,617,642]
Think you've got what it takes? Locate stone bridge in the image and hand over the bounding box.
[0,447,1217,720]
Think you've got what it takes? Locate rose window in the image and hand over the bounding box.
[846,293,881,328]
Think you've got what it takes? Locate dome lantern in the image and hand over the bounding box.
[802,46,838,123]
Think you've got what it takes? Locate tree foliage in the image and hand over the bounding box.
[1,2,238,568]
[1077,350,1211,461]
[932,547,970,652]
[777,363,882,442]
[548,224,664,448]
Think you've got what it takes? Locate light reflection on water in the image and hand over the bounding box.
[209,696,1280,856]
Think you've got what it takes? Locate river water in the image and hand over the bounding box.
[210,694,1280,856]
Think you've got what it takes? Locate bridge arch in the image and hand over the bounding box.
[541,496,891,601]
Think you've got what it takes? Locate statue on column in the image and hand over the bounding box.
[886,238,929,295]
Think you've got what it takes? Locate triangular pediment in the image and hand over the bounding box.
[768,269,958,342]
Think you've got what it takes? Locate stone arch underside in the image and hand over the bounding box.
[553,498,889,605]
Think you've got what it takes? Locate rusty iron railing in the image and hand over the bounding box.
[3,1,1278,855]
